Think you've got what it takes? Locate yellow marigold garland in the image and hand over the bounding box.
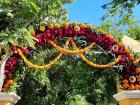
[17,37,72,70]
[17,37,121,69]
[49,40,95,54]
[17,49,62,70]
[80,55,121,68]
[70,37,121,68]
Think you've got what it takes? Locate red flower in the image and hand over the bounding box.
[21,48,30,54]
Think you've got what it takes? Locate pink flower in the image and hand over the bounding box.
[11,46,18,53]
[58,29,62,39]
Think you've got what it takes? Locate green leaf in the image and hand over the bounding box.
[8,38,14,44]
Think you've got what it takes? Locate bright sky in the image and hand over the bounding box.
[65,0,140,26]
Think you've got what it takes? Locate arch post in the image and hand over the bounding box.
[0,92,20,105]
[113,91,140,105]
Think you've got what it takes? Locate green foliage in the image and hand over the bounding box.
[65,94,91,105]
[99,21,124,41]
[20,0,41,19]
[127,26,140,40]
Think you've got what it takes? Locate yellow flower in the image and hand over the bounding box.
[17,49,62,70]
[55,24,61,29]
[63,22,69,27]
[118,42,123,47]
[80,24,86,28]
[30,30,35,36]
[1,54,5,59]
[86,24,93,29]
[40,26,45,32]
[107,34,113,38]
[13,41,18,46]
[72,22,78,27]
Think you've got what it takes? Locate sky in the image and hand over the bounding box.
[64,0,140,26]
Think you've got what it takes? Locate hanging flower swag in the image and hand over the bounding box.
[2,22,140,92]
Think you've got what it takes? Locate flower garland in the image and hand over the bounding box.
[70,37,121,68]
[16,37,72,70]
[80,55,121,68]
[2,22,140,91]
[17,37,120,70]
[49,40,95,54]
[17,49,62,70]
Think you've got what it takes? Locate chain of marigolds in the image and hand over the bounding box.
[80,55,121,68]
[17,37,121,70]
[18,49,63,70]
[70,37,121,68]
[49,40,95,54]
[17,37,72,70]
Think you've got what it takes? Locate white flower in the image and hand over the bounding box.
[112,44,119,51]
[129,76,136,83]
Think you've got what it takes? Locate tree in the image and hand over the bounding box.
[0,0,74,50]
[101,0,140,38]
[102,0,140,18]
[99,13,140,40]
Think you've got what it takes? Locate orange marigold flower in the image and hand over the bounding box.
[80,24,86,28]
[7,80,14,84]
[118,42,123,47]
[129,54,134,61]
[30,30,35,36]
[48,24,54,29]
[125,48,130,53]
[136,68,140,73]
[107,34,113,38]
[123,79,129,84]
[72,22,78,27]
[4,84,9,88]
[128,84,135,90]
[2,88,8,92]
[135,85,139,90]
[123,83,129,89]
[133,60,139,66]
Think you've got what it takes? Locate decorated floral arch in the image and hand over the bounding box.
[2,22,140,92]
